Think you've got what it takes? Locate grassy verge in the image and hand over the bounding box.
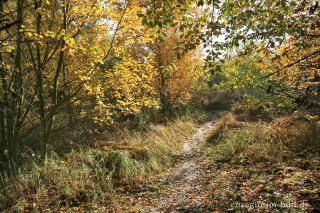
[0,119,198,212]
[204,112,320,212]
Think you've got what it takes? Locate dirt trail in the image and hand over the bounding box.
[146,112,223,213]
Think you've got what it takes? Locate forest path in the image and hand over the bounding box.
[144,111,223,213]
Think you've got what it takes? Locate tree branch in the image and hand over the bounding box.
[258,49,320,80]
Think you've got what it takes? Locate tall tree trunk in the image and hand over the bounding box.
[10,0,24,160]
[0,55,7,161]
[33,1,48,158]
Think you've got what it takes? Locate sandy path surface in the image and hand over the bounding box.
[146,112,222,213]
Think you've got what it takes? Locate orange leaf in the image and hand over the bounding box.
[202,197,209,203]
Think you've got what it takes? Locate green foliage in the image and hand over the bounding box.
[142,0,320,113]
[142,0,319,56]
[179,103,208,122]
[209,54,297,114]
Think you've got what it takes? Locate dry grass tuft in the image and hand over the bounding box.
[0,120,197,211]
[207,113,247,143]
[206,111,320,165]
[269,113,320,151]
[235,111,273,122]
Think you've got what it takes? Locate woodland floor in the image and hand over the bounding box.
[145,112,223,213]
[104,111,224,213]
[55,108,320,213]
[101,110,320,213]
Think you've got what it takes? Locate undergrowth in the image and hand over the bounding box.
[206,112,320,164]
[0,120,196,211]
[204,112,320,212]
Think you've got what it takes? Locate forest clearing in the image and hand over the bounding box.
[0,0,319,212]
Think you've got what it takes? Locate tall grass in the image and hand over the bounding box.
[204,112,320,212]
[206,112,320,165]
[0,120,196,211]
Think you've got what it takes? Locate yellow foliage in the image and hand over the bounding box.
[258,28,320,94]
[153,28,204,109]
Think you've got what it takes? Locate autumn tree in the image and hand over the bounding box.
[152,29,203,116]
[257,29,320,104]
[85,0,205,124]
[0,0,207,162]
[0,0,128,160]
[0,0,31,161]
[141,0,320,108]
